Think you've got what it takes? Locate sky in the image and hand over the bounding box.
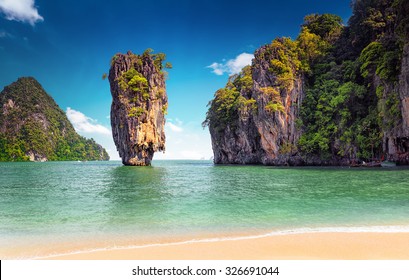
[0,0,352,160]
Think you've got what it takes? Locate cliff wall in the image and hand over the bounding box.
[208,42,304,165]
[205,1,409,166]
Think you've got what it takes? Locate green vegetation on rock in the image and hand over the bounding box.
[0,77,110,162]
[298,1,405,161]
[203,65,254,130]
[109,49,168,166]
[205,0,409,164]
[128,106,146,118]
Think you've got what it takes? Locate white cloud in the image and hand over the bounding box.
[167,122,183,132]
[207,53,254,76]
[0,30,9,38]
[66,107,111,135]
[207,62,225,75]
[0,0,43,25]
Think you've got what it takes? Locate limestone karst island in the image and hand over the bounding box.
[108,50,169,166]
[3,0,409,265]
[1,0,409,168]
[204,2,409,166]
[0,77,109,162]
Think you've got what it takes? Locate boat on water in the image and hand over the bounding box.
[349,159,381,167]
[362,161,382,167]
[350,160,396,168]
[381,161,397,167]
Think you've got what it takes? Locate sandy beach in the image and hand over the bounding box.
[36,232,409,260]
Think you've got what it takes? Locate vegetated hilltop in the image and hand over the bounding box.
[204,0,409,165]
[108,49,170,166]
[0,77,110,162]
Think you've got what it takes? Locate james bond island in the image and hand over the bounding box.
[204,1,409,166]
[108,50,170,166]
[2,0,409,262]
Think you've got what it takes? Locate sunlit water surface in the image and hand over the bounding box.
[1,160,409,258]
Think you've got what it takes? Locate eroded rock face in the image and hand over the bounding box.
[208,40,409,166]
[207,4,409,166]
[384,43,409,164]
[109,51,167,166]
[208,43,304,166]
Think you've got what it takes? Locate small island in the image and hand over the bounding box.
[108,50,170,166]
[0,77,109,162]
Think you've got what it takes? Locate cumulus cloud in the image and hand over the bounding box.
[66,107,111,135]
[207,53,254,75]
[0,0,44,25]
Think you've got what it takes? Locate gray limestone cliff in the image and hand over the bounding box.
[205,2,409,166]
[205,41,304,165]
[383,43,409,164]
[109,50,168,166]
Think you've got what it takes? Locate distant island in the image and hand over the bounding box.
[204,0,409,166]
[0,77,109,162]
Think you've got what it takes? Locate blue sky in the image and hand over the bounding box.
[0,0,352,160]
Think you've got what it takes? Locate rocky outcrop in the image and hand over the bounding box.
[0,77,110,161]
[109,51,167,166]
[399,44,409,133]
[384,43,409,164]
[206,2,409,166]
[207,40,305,166]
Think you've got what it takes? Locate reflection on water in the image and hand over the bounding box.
[103,165,170,233]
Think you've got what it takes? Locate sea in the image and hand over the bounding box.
[1,160,409,259]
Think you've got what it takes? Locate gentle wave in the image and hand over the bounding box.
[32,225,409,260]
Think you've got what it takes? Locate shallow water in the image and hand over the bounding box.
[1,160,409,257]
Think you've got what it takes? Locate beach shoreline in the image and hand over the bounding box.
[21,229,409,260]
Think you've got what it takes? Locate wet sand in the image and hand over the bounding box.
[40,232,409,260]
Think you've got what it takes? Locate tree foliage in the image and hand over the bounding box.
[204,2,407,162]
[302,13,343,43]
[0,77,109,162]
[298,0,404,161]
[203,65,255,130]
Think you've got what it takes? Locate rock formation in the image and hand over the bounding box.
[205,0,409,166]
[205,41,304,165]
[384,42,409,164]
[0,77,110,161]
[109,50,168,166]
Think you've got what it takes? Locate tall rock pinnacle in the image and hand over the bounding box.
[109,50,168,166]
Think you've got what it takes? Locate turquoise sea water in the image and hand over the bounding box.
[1,160,409,258]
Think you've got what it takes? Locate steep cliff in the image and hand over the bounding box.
[205,40,305,165]
[109,50,169,166]
[0,77,110,161]
[205,0,409,165]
